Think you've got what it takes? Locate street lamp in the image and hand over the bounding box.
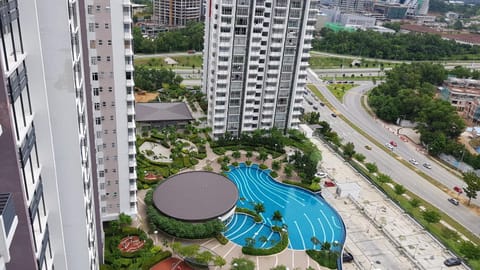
[153,230,158,245]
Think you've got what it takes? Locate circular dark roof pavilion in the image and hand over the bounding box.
[153,171,238,222]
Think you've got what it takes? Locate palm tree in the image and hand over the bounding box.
[253,202,265,215]
[246,151,253,160]
[272,210,283,226]
[311,236,321,249]
[321,241,331,251]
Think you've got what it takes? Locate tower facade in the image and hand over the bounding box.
[84,0,138,221]
[203,0,317,139]
[0,0,102,269]
[153,0,202,27]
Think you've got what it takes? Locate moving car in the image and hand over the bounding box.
[313,106,318,110]
[342,251,354,263]
[423,163,432,169]
[315,171,328,178]
[331,113,337,117]
[444,257,462,267]
[389,141,397,147]
[385,143,394,150]
[448,198,459,206]
[319,102,325,106]
[409,158,419,165]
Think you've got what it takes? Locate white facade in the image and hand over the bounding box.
[203,0,317,139]
[85,0,137,221]
[0,0,102,269]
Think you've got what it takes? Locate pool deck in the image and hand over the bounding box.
[133,137,468,270]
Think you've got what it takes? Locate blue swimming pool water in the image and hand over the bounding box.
[224,164,346,250]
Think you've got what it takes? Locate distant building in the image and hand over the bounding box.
[335,0,367,13]
[340,13,376,28]
[441,78,480,122]
[153,0,202,27]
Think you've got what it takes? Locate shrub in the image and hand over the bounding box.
[306,250,338,269]
[259,164,268,170]
[221,164,230,171]
[232,161,239,167]
[353,153,366,162]
[282,180,321,192]
[246,160,252,166]
[242,230,288,256]
[215,233,229,245]
[270,171,278,178]
[365,162,378,173]
[145,150,155,156]
[236,207,263,223]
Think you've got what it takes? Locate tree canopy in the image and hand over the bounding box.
[313,28,480,60]
[133,22,204,54]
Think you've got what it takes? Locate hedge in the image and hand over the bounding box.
[282,180,321,192]
[270,171,278,178]
[215,233,229,245]
[242,230,288,256]
[236,207,262,223]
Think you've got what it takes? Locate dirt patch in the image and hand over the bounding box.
[135,91,159,103]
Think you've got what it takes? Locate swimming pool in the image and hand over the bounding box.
[224,163,346,250]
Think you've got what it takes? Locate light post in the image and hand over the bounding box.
[153,230,158,245]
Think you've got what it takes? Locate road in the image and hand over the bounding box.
[306,69,480,236]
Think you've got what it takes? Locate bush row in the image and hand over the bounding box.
[235,207,263,223]
[242,231,289,256]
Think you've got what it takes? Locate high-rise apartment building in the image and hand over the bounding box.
[0,0,102,269]
[85,1,137,221]
[153,0,202,27]
[0,0,137,269]
[203,0,317,139]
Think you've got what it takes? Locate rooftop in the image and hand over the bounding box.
[152,171,238,222]
[135,102,194,122]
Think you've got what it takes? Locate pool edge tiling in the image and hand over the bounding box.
[224,163,346,251]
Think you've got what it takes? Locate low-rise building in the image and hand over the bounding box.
[136,102,194,134]
[441,78,480,122]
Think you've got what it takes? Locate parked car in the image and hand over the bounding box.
[331,113,337,117]
[389,141,397,147]
[453,186,463,194]
[448,198,459,206]
[444,257,462,267]
[319,102,325,106]
[409,158,419,165]
[423,163,432,169]
[365,145,372,150]
[313,106,318,110]
[315,171,328,178]
[342,251,354,263]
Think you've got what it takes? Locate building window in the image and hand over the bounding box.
[93,88,99,96]
[95,117,101,125]
[106,56,111,61]
[90,40,96,48]
[92,73,98,81]
[89,23,95,32]
[98,40,103,45]
[105,23,109,29]
[108,87,113,92]
[90,57,97,65]
[87,5,93,14]
[107,40,112,45]
[95,23,99,29]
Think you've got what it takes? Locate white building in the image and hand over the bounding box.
[0,0,103,269]
[85,0,138,221]
[203,0,318,139]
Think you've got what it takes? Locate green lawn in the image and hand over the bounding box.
[326,83,357,101]
[308,55,398,69]
[134,55,202,70]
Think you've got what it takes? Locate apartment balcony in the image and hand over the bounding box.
[126,93,135,102]
[129,181,137,191]
[0,193,17,262]
[126,63,134,72]
[128,145,136,155]
[129,159,137,167]
[130,193,137,203]
[124,31,133,40]
[125,48,133,56]
[124,15,132,24]
[126,79,134,87]
[127,121,136,129]
[127,105,135,116]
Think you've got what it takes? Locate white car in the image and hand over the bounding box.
[385,143,394,150]
[315,172,328,178]
[409,158,419,165]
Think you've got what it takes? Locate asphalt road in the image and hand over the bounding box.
[306,69,480,236]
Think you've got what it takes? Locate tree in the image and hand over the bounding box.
[232,150,241,160]
[272,160,281,171]
[213,256,226,268]
[459,240,480,260]
[342,142,356,159]
[272,210,283,226]
[376,173,392,184]
[394,184,406,196]
[258,151,269,163]
[409,198,421,208]
[365,162,378,173]
[246,151,253,160]
[254,202,265,215]
[321,241,331,251]
[423,210,441,224]
[310,236,321,249]
[463,172,480,205]
[270,266,287,270]
[231,257,255,270]
[118,213,132,227]
[244,237,256,248]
